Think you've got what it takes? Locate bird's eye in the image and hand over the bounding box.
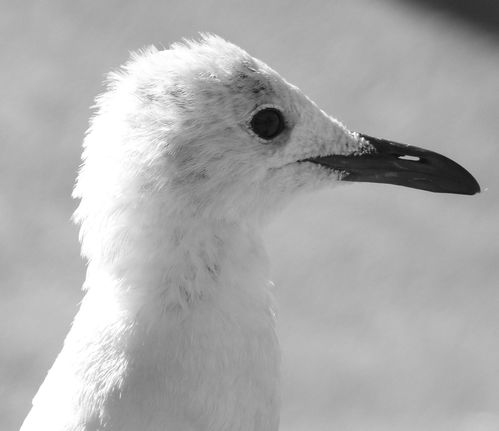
[249,107,285,140]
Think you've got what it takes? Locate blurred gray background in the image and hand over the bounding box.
[1,1,498,430]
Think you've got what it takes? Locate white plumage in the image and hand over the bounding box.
[21,35,478,431]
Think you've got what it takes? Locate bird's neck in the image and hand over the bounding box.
[87,217,272,312]
[75,217,280,430]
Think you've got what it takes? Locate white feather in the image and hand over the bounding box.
[21,35,363,431]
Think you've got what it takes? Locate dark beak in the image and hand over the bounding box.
[304,133,480,195]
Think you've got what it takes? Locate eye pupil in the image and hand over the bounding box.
[250,108,285,140]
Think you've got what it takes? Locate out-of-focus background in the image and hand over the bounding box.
[2,1,498,430]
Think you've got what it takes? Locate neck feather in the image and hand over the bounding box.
[85,215,271,312]
[70,217,280,430]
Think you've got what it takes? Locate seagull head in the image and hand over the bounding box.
[74,35,479,261]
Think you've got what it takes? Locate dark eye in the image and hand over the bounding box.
[249,107,285,140]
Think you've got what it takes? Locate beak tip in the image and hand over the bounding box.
[455,170,481,196]
[468,180,481,195]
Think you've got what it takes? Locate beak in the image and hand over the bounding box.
[303,133,480,195]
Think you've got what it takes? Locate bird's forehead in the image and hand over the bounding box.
[228,60,275,93]
[169,55,299,125]
[131,39,307,148]
[132,38,303,124]
[224,61,283,113]
[195,54,283,98]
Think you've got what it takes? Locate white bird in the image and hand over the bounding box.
[21,35,479,431]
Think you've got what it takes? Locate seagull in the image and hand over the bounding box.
[20,35,480,431]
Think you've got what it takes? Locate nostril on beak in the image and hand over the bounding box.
[398,155,420,162]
